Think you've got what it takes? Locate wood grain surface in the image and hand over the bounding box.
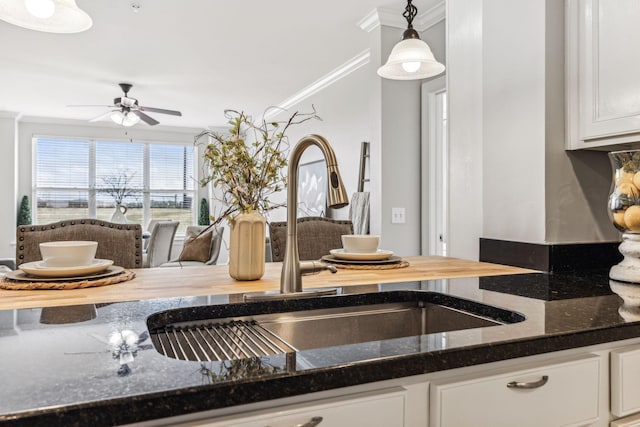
[0,256,535,310]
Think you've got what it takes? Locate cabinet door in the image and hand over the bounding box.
[179,388,408,427]
[430,354,601,427]
[567,0,640,149]
[612,344,640,417]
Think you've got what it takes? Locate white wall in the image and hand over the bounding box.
[478,0,617,247]
[0,114,19,258]
[446,0,484,261]
[482,0,547,243]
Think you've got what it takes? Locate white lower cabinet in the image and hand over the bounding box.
[429,354,602,427]
[144,340,640,427]
[175,387,415,427]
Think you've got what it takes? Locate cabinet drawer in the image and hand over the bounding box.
[179,387,407,427]
[430,354,601,427]
[612,344,640,417]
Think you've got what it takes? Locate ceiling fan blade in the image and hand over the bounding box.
[67,104,116,108]
[133,111,160,126]
[139,106,182,116]
[88,110,115,122]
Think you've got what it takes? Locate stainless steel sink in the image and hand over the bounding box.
[147,290,525,362]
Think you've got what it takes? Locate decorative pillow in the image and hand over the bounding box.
[178,229,213,263]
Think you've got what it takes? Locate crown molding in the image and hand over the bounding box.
[0,111,21,120]
[358,8,403,32]
[417,1,445,31]
[359,1,445,32]
[265,49,371,120]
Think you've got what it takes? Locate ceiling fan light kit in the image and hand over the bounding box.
[377,0,445,80]
[111,110,140,127]
[0,0,92,33]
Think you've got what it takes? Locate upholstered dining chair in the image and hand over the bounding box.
[268,216,354,262]
[16,219,143,269]
[143,218,172,251]
[160,225,224,267]
[143,221,179,268]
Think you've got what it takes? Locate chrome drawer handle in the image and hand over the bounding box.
[289,417,323,427]
[507,375,549,389]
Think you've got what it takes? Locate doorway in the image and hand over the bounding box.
[421,77,448,256]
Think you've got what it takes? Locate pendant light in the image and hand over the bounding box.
[377,0,445,80]
[0,0,92,33]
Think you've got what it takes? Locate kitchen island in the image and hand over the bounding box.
[0,256,636,426]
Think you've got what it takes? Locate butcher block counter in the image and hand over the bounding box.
[0,256,531,310]
[0,256,635,426]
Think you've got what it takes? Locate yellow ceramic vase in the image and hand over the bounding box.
[228,212,266,281]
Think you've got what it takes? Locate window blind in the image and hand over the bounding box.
[33,137,196,233]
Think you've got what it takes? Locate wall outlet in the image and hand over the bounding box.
[391,207,406,224]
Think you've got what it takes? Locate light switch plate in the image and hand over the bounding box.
[392,207,406,224]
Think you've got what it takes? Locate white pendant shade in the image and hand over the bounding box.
[0,0,92,33]
[378,38,445,80]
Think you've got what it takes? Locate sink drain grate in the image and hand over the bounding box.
[150,320,297,362]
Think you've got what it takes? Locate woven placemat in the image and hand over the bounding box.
[0,270,136,290]
[331,261,410,270]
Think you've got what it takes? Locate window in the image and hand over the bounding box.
[33,137,196,235]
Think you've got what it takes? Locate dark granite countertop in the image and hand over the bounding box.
[1,270,639,426]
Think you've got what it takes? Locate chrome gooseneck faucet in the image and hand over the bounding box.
[280,134,349,295]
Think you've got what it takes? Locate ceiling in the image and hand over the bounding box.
[0,0,439,129]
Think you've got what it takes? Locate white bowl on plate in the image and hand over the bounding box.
[341,234,380,254]
[40,241,98,267]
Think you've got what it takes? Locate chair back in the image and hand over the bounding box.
[144,219,173,250]
[184,225,224,265]
[16,219,143,268]
[145,221,179,267]
[268,216,353,262]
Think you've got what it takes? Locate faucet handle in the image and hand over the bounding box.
[299,260,338,276]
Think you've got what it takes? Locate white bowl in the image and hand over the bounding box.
[39,241,98,267]
[341,234,380,254]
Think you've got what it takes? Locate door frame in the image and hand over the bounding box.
[421,76,447,256]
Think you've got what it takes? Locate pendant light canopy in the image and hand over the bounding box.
[377,0,445,80]
[0,0,92,33]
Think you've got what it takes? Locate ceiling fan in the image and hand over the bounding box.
[70,83,182,127]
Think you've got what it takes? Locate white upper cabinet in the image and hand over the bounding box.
[566,0,640,149]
